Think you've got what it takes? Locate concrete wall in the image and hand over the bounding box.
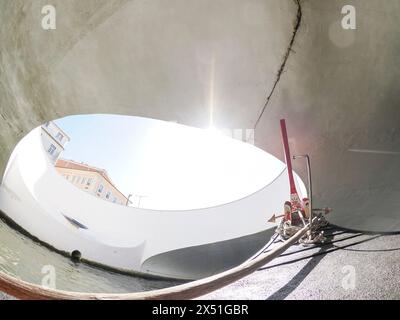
[0,0,295,172]
[1,0,400,231]
[255,1,400,231]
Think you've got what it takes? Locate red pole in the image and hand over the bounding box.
[280,119,301,211]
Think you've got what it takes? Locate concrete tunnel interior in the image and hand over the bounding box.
[1,0,400,300]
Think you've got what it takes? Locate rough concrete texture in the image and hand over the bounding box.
[201,229,400,300]
[0,0,399,232]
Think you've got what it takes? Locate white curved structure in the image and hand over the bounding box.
[0,127,306,280]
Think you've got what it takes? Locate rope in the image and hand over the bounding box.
[0,225,310,300]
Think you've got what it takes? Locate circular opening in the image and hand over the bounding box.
[42,114,292,210]
[0,113,307,286]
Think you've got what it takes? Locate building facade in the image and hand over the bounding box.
[41,121,70,163]
[55,159,128,206]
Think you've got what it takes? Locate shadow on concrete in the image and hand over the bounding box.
[333,244,400,253]
[265,243,333,300]
[265,233,382,300]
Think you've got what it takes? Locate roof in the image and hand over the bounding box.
[55,159,127,200]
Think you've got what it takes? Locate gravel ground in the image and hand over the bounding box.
[2,228,400,300]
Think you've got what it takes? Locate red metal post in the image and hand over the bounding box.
[280,119,302,212]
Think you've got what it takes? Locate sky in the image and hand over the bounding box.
[54,114,285,210]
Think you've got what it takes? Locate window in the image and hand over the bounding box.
[98,184,104,193]
[81,178,86,185]
[47,144,56,155]
[113,197,117,203]
[106,191,111,199]
[65,175,69,180]
[44,122,50,128]
[56,132,64,142]
[71,176,76,183]
[76,177,81,184]
[87,178,92,186]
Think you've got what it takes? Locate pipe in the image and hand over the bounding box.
[280,119,298,196]
[293,154,313,229]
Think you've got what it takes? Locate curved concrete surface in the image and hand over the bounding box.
[0,0,399,232]
[141,229,274,280]
[0,127,304,280]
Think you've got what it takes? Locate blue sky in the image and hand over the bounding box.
[55,114,284,210]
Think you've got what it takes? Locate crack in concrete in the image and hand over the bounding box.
[252,0,303,133]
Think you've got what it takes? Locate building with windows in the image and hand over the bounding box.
[41,121,70,163]
[55,159,128,206]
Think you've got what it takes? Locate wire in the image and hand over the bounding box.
[279,233,363,257]
[258,234,381,271]
[250,233,279,260]
[263,230,362,256]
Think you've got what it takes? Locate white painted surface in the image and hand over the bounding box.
[0,127,306,278]
[41,121,70,163]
